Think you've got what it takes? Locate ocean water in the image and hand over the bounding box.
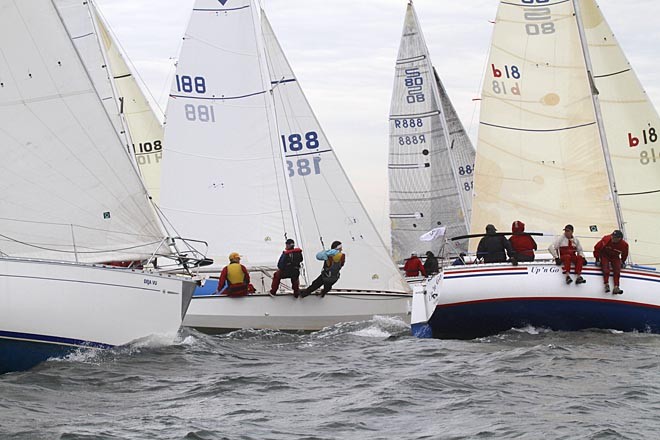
[2,318,660,440]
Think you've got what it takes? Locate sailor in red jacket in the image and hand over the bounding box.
[403,252,426,277]
[594,230,629,295]
[508,220,537,262]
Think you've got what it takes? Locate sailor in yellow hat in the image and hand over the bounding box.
[216,252,251,296]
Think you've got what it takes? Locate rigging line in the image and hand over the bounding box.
[256,8,297,247]
[260,13,324,251]
[480,121,597,132]
[0,232,161,254]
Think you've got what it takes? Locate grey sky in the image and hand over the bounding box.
[96,0,660,239]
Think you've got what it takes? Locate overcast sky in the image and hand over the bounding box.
[95,0,660,239]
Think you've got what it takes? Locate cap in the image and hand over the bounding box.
[228,252,241,261]
[485,224,497,232]
[612,230,624,239]
[285,238,295,245]
[411,252,418,256]
[563,224,574,232]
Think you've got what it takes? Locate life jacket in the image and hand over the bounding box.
[226,262,246,284]
[322,252,344,283]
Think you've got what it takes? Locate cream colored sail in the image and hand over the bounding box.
[470,0,618,251]
[579,0,660,267]
[92,4,165,205]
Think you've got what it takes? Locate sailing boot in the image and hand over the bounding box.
[565,275,573,285]
[612,286,623,295]
[604,283,611,293]
[268,289,277,297]
[299,289,310,298]
[575,276,586,285]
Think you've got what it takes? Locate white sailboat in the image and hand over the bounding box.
[412,0,660,339]
[0,0,198,373]
[92,4,165,205]
[389,1,476,264]
[159,0,411,332]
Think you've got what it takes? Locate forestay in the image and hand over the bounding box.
[92,3,165,205]
[579,0,660,268]
[160,0,296,269]
[388,3,473,263]
[0,0,164,263]
[262,12,409,293]
[470,0,618,251]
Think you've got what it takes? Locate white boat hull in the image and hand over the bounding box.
[0,258,195,373]
[412,262,660,339]
[183,279,411,332]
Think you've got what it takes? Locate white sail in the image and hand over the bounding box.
[54,0,125,140]
[262,12,409,293]
[0,0,164,263]
[160,0,295,269]
[388,3,473,262]
[579,0,660,267]
[470,0,618,250]
[92,3,165,205]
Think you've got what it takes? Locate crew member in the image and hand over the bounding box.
[594,230,629,295]
[217,252,251,297]
[301,241,345,298]
[476,224,515,264]
[508,220,537,262]
[270,239,304,297]
[424,251,440,275]
[549,225,586,285]
[404,252,427,277]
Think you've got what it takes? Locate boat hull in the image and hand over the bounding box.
[413,263,660,339]
[183,280,411,332]
[0,258,195,374]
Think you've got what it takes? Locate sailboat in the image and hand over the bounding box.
[0,0,199,373]
[158,0,411,332]
[412,0,660,339]
[389,1,476,265]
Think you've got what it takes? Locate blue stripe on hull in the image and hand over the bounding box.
[428,299,660,339]
[0,331,114,374]
[0,338,74,374]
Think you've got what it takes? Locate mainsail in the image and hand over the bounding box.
[470,0,619,251]
[92,3,165,205]
[159,0,296,269]
[579,0,660,267]
[0,0,165,263]
[388,3,475,263]
[262,12,409,293]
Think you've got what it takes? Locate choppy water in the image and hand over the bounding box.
[2,317,660,439]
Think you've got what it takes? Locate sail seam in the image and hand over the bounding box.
[389,110,440,119]
[193,6,250,12]
[480,121,596,133]
[169,91,267,100]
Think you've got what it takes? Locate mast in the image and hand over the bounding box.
[573,0,627,237]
